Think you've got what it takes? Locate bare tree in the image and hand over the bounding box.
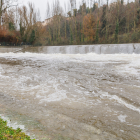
[70,0,75,15]
[37,8,41,22]
[52,0,62,16]
[46,2,51,19]
[0,0,18,25]
[64,2,67,39]
[17,2,38,43]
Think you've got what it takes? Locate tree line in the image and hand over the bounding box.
[1,0,140,46]
[0,0,40,45]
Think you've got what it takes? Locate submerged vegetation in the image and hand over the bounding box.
[0,117,34,140]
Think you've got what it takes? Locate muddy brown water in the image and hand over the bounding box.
[0,46,140,140]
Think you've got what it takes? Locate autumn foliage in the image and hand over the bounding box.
[0,26,20,44]
[2,0,140,46]
[82,14,96,42]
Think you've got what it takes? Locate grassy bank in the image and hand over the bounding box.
[0,117,35,140]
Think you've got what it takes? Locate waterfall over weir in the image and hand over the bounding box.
[39,44,140,54]
[1,44,140,54]
[22,43,140,54]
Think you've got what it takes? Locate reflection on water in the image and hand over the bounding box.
[0,45,140,140]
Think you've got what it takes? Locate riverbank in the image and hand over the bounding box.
[0,117,34,140]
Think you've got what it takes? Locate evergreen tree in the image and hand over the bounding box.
[79,23,82,43]
[101,6,107,35]
[9,22,15,31]
[70,24,73,44]
[29,30,35,44]
[19,23,25,40]
[73,9,77,17]
[96,20,99,42]
[92,3,97,12]
[115,21,119,43]
[23,33,27,43]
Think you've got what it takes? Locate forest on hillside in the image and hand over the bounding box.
[1,0,140,46]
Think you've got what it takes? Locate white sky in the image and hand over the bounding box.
[19,0,83,21]
[18,0,124,21]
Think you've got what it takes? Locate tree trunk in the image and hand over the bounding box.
[65,19,66,39]
[0,0,2,26]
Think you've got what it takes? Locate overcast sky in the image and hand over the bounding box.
[19,0,126,21]
[19,0,83,21]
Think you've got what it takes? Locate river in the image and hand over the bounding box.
[0,44,140,140]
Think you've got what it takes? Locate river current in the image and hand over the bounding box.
[0,45,140,140]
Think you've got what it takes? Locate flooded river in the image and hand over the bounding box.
[0,45,140,140]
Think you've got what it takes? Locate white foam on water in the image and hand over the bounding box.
[40,91,67,103]
[0,114,25,130]
[0,52,139,61]
[0,52,138,69]
[100,92,140,114]
[0,64,4,75]
[120,130,124,132]
[118,115,127,123]
[0,52,140,104]
[1,51,140,139]
[40,44,140,54]
[134,125,140,127]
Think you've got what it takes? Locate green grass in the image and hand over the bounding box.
[0,117,35,140]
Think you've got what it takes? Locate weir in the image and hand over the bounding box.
[22,43,140,54]
[44,44,140,54]
[1,44,140,54]
[0,47,23,53]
